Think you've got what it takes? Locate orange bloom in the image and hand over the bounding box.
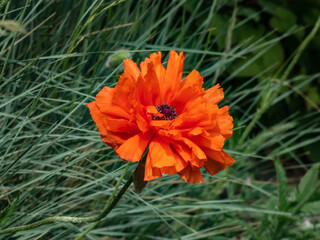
[87,50,234,183]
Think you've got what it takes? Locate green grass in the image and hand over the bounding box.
[1,0,320,239]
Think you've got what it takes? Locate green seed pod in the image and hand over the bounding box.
[106,50,131,68]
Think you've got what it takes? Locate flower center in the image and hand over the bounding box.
[152,103,178,120]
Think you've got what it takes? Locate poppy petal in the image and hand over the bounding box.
[144,152,162,181]
[116,131,154,162]
[204,151,235,175]
[95,87,130,119]
[87,102,131,148]
[137,61,161,106]
[181,137,207,160]
[179,164,204,183]
[212,106,233,138]
[149,136,176,168]
[190,132,225,151]
[123,59,141,80]
[204,84,224,104]
[163,50,185,103]
[112,74,137,114]
[171,70,204,113]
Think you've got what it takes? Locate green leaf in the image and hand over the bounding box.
[274,158,289,211]
[0,197,19,227]
[297,164,320,203]
[269,7,297,32]
[301,201,320,214]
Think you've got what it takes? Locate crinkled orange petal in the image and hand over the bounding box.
[204,84,224,104]
[105,118,140,133]
[123,59,141,80]
[143,52,166,102]
[149,136,176,168]
[190,132,225,151]
[99,129,132,150]
[202,147,225,164]
[173,141,204,168]
[135,108,150,133]
[222,151,236,166]
[212,106,233,138]
[137,61,161,106]
[95,87,130,119]
[112,74,137,115]
[116,131,154,162]
[163,50,185,103]
[160,166,177,175]
[172,98,210,129]
[87,102,131,149]
[172,143,192,162]
[179,164,204,184]
[204,151,235,175]
[87,102,107,131]
[171,70,204,113]
[149,120,172,129]
[180,137,207,160]
[144,152,162,181]
[146,105,163,117]
[141,52,165,81]
[158,129,182,139]
[188,127,205,136]
[172,149,188,172]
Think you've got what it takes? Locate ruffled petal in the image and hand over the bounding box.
[204,151,235,175]
[87,101,107,131]
[137,61,162,106]
[95,87,130,119]
[179,164,204,183]
[180,137,207,160]
[172,98,210,129]
[105,118,140,133]
[112,73,137,115]
[204,84,224,104]
[212,106,233,138]
[171,70,204,113]
[190,132,225,151]
[149,136,176,168]
[144,152,162,181]
[123,59,141,80]
[116,131,154,162]
[173,142,203,168]
[160,166,177,175]
[87,102,131,149]
[163,50,185,103]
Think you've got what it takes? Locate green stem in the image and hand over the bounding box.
[239,16,320,145]
[0,163,133,236]
[75,163,131,239]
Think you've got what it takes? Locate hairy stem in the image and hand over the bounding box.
[0,163,133,236]
[75,162,131,239]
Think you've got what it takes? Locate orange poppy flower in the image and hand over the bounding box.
[87,50,234,183]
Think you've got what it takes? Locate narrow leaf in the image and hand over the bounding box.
[301,201,320,214]
[274,158,289,211]
[297,163,320,203]
[0,197,19,227]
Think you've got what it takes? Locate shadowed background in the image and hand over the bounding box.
[0,0,319,239]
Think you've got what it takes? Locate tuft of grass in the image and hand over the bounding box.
[1,1,319,239]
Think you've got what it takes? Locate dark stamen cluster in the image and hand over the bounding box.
[152,103,178,120]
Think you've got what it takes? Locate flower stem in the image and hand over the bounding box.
[0,163,133,236]
[75,162,131,239]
